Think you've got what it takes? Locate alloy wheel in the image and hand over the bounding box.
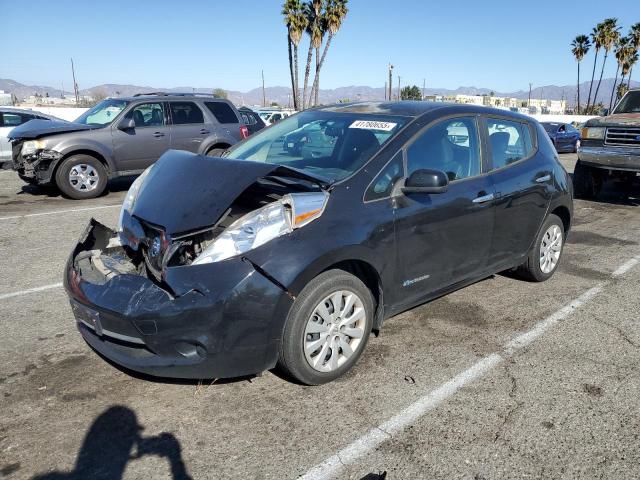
[303,290,366,373]
[539,224,562,274]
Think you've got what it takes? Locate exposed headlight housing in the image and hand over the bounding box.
[581,127,605,140]
[21,140,46,156]
[117,166,153,235]
[193,191,329,265]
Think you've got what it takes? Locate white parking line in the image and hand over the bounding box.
[300,256,640,480]
[0,204,120,221]
[0,282,63,301]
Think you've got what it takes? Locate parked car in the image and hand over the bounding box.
[9,93,249,199]
[258,109,296,126]
[282,119,338,156]
[1,107,63,165]
[540,122,581,153]
[238,107,266,135]
[575,88,640,199]
[65,102,572,385]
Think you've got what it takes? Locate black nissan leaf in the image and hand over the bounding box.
[65,102,573,385]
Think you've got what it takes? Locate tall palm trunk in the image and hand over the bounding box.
[302,42,314,110]
[310,34,334,109]
[609,64,620,110]
[313,47,320,106]
[293,44,300,109]
[576,62,581,114]
[287,35,298,110]
[592,52,609,108]
[586,50,599,111]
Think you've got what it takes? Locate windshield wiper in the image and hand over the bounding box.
[268,165,333,191]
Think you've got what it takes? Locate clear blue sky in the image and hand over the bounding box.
[3,0,638,92]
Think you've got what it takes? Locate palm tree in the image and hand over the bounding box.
[309,0,349,106]
[302,0,323,109]
[571,34,590,114]
[609,36,629,110]
[593,18,620,109]
[283,0,308,110]
[628,22,640,85]
[617,49,639,103]
[586,22,606,111]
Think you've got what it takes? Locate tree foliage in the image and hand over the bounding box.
[213,88,228,99]
[400,85,422,100]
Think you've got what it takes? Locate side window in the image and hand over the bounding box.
[486,118,533,170]
[566,124,577,133]
[205,102,239,124]
[365,152,404,201]
[126,103,165,127]
[2,113,24,127]
[170,102,204,125]
[406,116,481,181]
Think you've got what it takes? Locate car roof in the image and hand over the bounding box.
[0,107,56,118]
[314,101,535,122]
[121,92,233,102]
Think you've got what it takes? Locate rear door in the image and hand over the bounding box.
[393,115,495,307]
[112,101,171,171]
[484,116,552,269]
[168,101,209,152]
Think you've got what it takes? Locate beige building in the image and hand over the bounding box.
[424,93,566,114]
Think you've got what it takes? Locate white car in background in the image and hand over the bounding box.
[0,108,62,163]
[258,109,297,126]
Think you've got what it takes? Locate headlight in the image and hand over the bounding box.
[21,140,46,156]
[193,191,328,265]
[118,166,153,233]
[581,127,605,140]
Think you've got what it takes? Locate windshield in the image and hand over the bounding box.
[225,111,409,182]
[541,123,560,133]
[74,99,129,126]
[613,90,640,114]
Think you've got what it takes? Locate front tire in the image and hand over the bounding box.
[206,147,226,157]
[55,155,107,199]
[278,269,374,385]
[573,160,602,200]
[516,214,564,282]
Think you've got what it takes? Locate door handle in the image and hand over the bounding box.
[200,129,210,134]
[153,132,165,138]
[535,174,551,183]
[472,193,495,204]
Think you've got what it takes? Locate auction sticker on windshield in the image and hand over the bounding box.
[349,120,397,131]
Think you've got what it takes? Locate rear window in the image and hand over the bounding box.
[205,102,238,124]
[170,102,204,125]
[2,113,24,127]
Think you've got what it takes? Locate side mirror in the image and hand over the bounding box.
[401,169,449,195]
[118,118,135,131]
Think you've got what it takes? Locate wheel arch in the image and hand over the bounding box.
[53,149,111,180]
[550,204,571,234]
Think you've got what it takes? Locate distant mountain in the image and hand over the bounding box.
[2,77,638,108]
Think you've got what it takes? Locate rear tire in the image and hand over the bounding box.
[55,154,107,200]
[206,147,226,157]
[516,214,564,282]
[277,269,374,385]
[573,160,602,200]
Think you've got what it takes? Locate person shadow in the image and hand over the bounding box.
[33,406,192,480]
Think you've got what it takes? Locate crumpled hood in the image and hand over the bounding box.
[131,150,325,235]
[585,113,640,128]
[8,119,95,140]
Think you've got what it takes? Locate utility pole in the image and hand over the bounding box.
[71,58,79,106]
[384,81,387,101]
[397,76,401,101]
[422,78,425,100]
[527,82,532,108]
[261,70,266,107]
[387,64,393,102]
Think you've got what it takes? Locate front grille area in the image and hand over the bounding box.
[605,127,640,147]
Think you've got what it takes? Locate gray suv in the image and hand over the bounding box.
[10,93,248,199]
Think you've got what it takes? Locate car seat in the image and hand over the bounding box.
[150,109,163,126]
[337,129,380,170]
[133,110,145,127]
[489,132,510,168]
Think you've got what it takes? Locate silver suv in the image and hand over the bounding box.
[10,93,249,199]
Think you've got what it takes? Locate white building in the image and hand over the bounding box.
[0,90,12,106]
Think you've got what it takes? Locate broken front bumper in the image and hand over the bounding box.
[12,148,61,184]
[64,220,294,379]
[578,146,640,172]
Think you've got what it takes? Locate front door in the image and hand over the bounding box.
[484,117,552,269]
[112,102,171,171]
[393,116,495,308]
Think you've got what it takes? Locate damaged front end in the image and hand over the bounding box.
[11,139,62,184]
[65,151,330,379]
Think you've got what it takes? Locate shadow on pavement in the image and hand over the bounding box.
[14,176,136,199]
[569,172,640,207]
[32,406,192,480]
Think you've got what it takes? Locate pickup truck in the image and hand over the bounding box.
[574,88,640,198]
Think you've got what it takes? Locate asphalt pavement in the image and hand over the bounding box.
[0,154,639,480]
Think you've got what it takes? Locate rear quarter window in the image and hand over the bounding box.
[205,102,239,124]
